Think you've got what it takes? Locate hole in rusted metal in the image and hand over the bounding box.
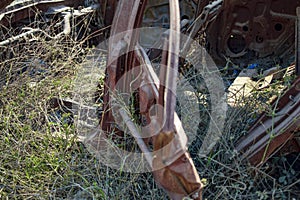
[242,25,249,32]
[200,13,206,20]
[227,34,246,54]
[274,23,283,31]
[256,35,264,43]
[181,15,189,20]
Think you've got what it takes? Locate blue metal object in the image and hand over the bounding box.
[248,63,258,69]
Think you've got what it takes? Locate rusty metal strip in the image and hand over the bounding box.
[157,0,180,132]
[135,45,189,162]
[101,0,146,132]
[101,0,203,199]
[132,1,202,197]
[133,44,203,200]
[236,76,300,166]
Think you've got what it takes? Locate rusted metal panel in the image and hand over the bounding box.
[204,0,300,66]
[236,76,300,166]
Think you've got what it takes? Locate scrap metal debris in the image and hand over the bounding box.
[235,5,300,166]
[99,0,203,198]
[1,0,300,199]
[236,75,300,166]
[204,0,300,67]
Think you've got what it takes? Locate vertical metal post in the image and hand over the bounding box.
[296,7,300,75]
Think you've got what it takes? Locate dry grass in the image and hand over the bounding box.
[182,64,300,200]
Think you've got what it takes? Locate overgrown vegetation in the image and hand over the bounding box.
[0,7,299,200]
